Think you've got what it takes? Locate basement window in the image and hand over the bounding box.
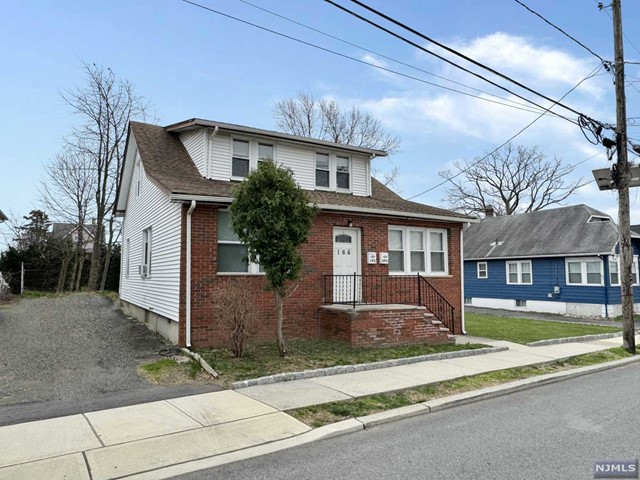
[515,299,527,307]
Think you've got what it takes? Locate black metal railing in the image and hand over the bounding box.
[419,276,456,334]
[322,273,456,333]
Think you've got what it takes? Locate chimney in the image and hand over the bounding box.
[483,206,495,218]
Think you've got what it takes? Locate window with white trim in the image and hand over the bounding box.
[315,153,330,188]
[388,226,448,275]
[258,143,273,166]
[336,155,350,189]
[217,210,262,274]
[565,257,603,286]
[136,159,141,197]
[477,262,488,279]
[506,260,532,285]
[125,238,130,278]
[609,256,639,286]
[141,227,152,278]
[231,139,250,178]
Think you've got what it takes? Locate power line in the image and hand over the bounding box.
[406,65,603,200]
[179,0,564,117]
[333,0,600,122]
[233,0,548,114]
[514,0,606,64]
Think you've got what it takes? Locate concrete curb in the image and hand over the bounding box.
[122,355,640,480]
[122,419,365,480]
[526,331,622,347]
[231,346,508,389]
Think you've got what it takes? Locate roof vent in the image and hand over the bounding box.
[588,215,611,223]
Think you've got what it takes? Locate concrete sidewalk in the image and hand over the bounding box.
[0,335,634,480]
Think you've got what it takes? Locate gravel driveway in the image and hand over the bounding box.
[0,293,220,425]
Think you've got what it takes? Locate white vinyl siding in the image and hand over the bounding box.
[388,226,448,275]
[506,260,532,285]
[119,152,182,322]
[205,132,369,195]
[351,155,368,196]
[565,257,603,286]
[179,129,206,176]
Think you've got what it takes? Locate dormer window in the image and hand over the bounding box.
[232,139,250,178]
[336,156,350,189]
[258,143,273,165]
[315,153,330,188]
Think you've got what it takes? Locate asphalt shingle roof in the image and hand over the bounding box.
[129,121,471,222]
[464,205,623,260]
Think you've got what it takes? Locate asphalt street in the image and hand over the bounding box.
[0,294,220,426]
[175,362,640,480]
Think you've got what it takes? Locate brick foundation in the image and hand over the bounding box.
[319,304,453,346]
[178,205,463,348]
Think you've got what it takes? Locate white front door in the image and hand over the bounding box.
[333,227,361,303]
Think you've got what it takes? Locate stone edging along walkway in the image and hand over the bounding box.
[231,346,509,389]
[526,332,622,347]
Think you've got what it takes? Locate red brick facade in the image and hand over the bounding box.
[178,204,463,347]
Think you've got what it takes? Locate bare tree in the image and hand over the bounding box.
[273,92,400,186]
[61,62,152,290]
[39,148,97,291]
[439,143,587,216]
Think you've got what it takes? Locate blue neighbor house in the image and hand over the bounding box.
[463,205,640,318]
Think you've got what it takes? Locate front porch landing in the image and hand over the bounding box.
[318,304,454,347]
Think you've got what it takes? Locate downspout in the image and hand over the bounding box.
[186,200,196,347]
[205,126,219,179]
[368,154,376,196]
[460,224,467,334]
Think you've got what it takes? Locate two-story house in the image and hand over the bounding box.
[115,119,474,348]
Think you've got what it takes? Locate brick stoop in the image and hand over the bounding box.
[319,304,454,347]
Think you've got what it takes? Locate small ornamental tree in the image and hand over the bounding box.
[230,161,317,356]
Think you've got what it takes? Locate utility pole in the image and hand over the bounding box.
[611,0,635,353]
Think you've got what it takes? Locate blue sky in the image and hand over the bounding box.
[2,0,640,244]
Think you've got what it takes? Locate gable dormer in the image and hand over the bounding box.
[169,119,386,197]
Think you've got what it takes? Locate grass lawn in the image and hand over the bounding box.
[197,339,488,386]
[465,313,621,344]
[291,347,632,427]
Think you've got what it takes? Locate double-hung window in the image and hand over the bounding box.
[258,143,273,166]
[477,262,488,279]
[232,139,250,178]
[565,258,602,286]
[336,156,350,189]
[609,256,639,285]
[217,210,261,274]
[125,238,130,278]
[315,153,330,188]
[506,260,532,285]
[388,226,448,275]
[141,227,152,277]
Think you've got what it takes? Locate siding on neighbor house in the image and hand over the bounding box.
[179,129,206,177]
[119,151,182,322]
[465,256,640,306]
[202,131,370,196]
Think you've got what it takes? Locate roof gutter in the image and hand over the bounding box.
[315,203,478,224]
[169,195,476,224]
[465,252,616,261]
[186,200,196,347]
